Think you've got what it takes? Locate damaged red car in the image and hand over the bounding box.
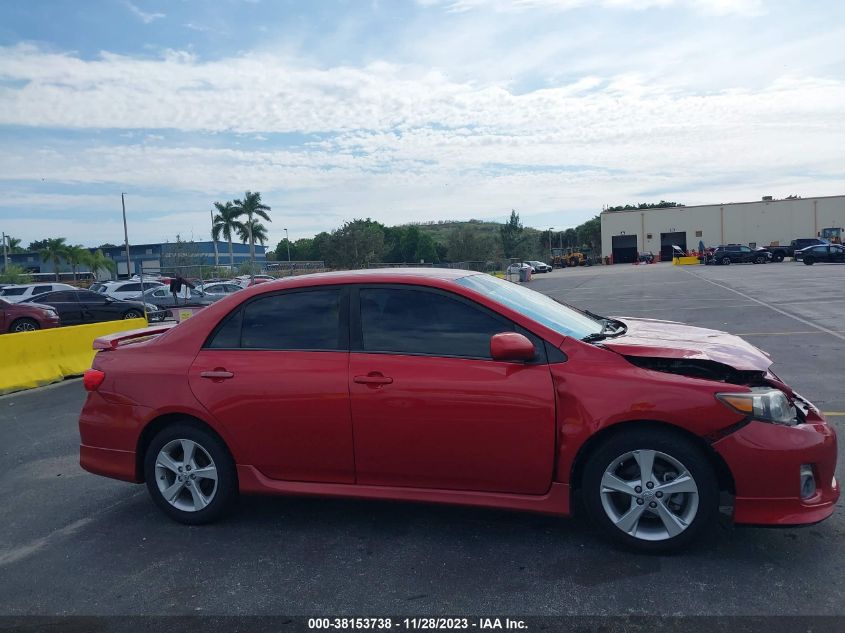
[78,269,838,551]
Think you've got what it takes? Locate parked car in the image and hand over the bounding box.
[710,244,772,265]
[0,282,75,304]
[79,269,838,552]
[0,297,60,333]
[506,262,533,274]
[99,280,165,301]
[196,282,243,297]
[234,274,275,288]
[526,260,553,273]
[21,289,150,324]
[134,286,219,310]
[638,251,655,264]
[764,238,829,262]
[797,243,845,265]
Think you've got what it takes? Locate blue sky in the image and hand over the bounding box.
[1,0,844,248]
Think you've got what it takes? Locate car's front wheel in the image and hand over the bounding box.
[9,317,39,333]
[753,255,765,264]
[582,428,718,552]
[804,257,815,265]
[720,256,731,265]
[143,423,238,524]
[123,309,143,319]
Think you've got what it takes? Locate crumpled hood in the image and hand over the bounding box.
[600,317,772,372]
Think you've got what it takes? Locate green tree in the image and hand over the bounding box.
[0,264,30,284]
[6,237,23,253]
[328,219,385,268]
[65,245,87,281]
[499,209,524,259]
[211,201,244,269]
[28,239,51,252]
[38,238,69,281]
[238,219,269,247]
[232,191,272,266]
[83,249,117,280]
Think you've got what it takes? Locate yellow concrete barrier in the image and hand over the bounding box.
[0,318,147,395]
[673,256,701,266]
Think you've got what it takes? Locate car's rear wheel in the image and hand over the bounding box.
[9,317,40,333]
[772,253,784,262]
[123,309,143,319]
[582,429,718,552]
[720,256,731,265]
[143,423,238,524]
[804,257,815,265]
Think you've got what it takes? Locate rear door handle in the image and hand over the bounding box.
[200,369,234,380]
[353,373,393,386]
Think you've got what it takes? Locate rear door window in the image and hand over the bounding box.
[207,288,345,351]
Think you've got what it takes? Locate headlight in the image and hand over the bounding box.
[716,388,797,425]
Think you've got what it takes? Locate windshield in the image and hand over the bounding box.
[456,274,604,340]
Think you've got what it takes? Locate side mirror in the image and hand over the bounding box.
[490,332,535,362]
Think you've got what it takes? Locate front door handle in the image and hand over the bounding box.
[200,369,234,380]
[353,373,393,386]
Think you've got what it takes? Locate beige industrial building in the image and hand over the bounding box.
[600,194,845,263]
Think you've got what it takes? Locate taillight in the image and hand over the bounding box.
[83,369,106,391]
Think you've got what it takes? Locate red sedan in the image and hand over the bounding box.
[0,297,60,333]
[78,269,838,551]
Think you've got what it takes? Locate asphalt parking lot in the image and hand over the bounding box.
[1,261,844,616]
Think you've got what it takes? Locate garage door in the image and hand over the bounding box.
[611,235,638,264]
[660,232,687,260]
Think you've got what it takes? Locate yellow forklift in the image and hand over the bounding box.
[820,227,843,244]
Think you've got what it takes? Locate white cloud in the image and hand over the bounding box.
[124,1,166,24]
[420,0,764,16]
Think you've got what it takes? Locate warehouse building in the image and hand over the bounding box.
[6,241,266,279]
[600,194,845,263]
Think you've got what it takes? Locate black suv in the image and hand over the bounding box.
[710,244,772,265]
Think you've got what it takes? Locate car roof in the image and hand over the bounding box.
[2,282,73,289]
[265,268,474,282]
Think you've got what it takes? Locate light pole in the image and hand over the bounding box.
[548,227,554,260]
[284,228,291,265]
[2,232,8,271]
[121,193,132,278]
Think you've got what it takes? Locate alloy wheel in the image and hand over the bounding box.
[13,320,37,332]
[154,439,219,512]
[599,449,699,542]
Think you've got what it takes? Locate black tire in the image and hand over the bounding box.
[753,255,765,264]
[582,428,719,553]
[772,252,784,263]
[720,256,731,266]
[10,317,40,333]
[143,423,238,525]
[804,257,815,266]
[124,309,143,319]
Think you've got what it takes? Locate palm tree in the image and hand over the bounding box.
[83,249,117,281]
[7,237,22,253]
[238,219,268,247]
[65,245,87,281]
[211,201,244,270]
[38,238,69,281]
[232,191,271,268]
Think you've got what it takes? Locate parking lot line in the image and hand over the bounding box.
[681,268,845,343]
[734,331,844,336]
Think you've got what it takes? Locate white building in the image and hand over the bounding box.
[600,195,845,263]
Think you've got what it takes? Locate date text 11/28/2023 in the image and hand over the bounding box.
[307,618,528,630]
